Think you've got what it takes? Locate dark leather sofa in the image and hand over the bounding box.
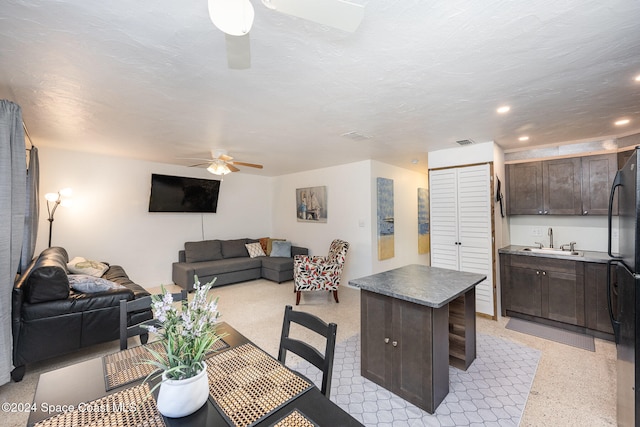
[11,247,151,382]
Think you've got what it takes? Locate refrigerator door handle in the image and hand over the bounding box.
[607,258,621,344]
[608,171,622,258]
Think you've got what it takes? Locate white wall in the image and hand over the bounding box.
[508,215,618,253]
[37,148,431,288]
[370,161,430,274]
[271,160,429,282]
[37,146,273,286]
[428,141,497,169]
[271,161,373,283]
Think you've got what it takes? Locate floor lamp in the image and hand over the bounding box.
[45,188,72,248]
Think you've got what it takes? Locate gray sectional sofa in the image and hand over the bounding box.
[172,238,308,291]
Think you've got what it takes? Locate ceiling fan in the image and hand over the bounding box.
[183,149,264,177]
[207,0,366,69]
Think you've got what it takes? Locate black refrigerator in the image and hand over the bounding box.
[609,147,640,427]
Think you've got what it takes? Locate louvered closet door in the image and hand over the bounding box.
[429,164,494,317]
[457,165,493,317]
[429,168,459,270]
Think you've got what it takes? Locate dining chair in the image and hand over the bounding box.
[277,305,338,398]
[119,289,188,350]
[293,239,349,305]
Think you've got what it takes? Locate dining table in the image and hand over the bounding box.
[27,322,363,427]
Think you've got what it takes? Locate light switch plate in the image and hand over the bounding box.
[532,227,543,237]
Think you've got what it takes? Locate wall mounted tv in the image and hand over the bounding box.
[148,174,221,213]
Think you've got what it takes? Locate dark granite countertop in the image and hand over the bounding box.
[498,245,615,263]
[348,264,486,309]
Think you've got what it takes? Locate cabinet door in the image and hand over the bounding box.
[506,162,544,215]
[429,168,459,270]
[360,290,392,388]
[504,266,542,317]
[391,298,449,413]
[457,165,494,317]
[581,154,618,216]
[585,263,617,334]
[542,269,585,326]
[543,157,582,215]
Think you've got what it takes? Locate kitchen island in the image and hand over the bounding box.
[349,264,486,414]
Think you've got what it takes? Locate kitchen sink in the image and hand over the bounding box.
[521,247,583,256]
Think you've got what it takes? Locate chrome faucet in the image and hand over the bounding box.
[548,227,553,248]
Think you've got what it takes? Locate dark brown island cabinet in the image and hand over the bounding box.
[500,252,616,338]
[351,265,484,415]
[506,153,618,216]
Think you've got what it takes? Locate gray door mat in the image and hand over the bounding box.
[506,317,595,351]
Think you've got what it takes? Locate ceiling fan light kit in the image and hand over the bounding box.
[208,0,255,36]
[207,160,232,176]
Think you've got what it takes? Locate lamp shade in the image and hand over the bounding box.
[208,0,255,36]
[207,161,231,175]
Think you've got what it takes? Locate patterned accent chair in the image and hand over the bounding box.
[293,239,350,305]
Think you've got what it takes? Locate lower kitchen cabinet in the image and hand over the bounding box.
[500,252,616,339]
[360,290,449,413]
[501,254,585,327]
[584,262,617,335]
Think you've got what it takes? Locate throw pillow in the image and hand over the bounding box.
[259,237,269,254]
[67,257,109,277]
[68,274,125,293]
[245,242,266,258]
[266,238,285,256]
[270,240,292,257]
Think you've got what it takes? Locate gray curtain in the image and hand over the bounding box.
[20,145,39,272]
[0,100,26,385]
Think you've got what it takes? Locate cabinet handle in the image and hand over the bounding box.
[384,338,389,344]
[536,271,540,275]
[392,341,398,347]
[544,210,549,214]
[583,210,588,215]
[538,210,543,214]
[542,271,546,276]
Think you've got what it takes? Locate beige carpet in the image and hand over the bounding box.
[0,279,616,427]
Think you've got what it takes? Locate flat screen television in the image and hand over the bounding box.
[148,173,221,213]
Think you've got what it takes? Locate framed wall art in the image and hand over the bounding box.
[296,186,327,223]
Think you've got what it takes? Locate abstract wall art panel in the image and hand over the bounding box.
[376,177,394,260]
[418,187,430,254]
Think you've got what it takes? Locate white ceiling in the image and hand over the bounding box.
[1,0,639,176]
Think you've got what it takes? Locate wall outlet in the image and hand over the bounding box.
[612,228,619,239]
[532,227,543,237]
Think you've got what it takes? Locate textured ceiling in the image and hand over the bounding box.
[1,0,639,176]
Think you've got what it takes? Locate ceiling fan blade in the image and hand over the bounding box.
[188,162,211,168]
[230,161,263,169]
[262,0,364,32]
[178,157,214,162]
[225,34,251,70]
[227,164,241,172]
[218,153,234,162]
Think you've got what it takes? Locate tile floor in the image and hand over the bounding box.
[293,333,541,426]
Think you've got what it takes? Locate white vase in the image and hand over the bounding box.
[156,361,209,418]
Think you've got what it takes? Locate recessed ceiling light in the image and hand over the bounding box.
[411,159,419,164]
[518,136,529,141]
[497,105,510,114]
[635,74,640,82]
[615,119,631,126]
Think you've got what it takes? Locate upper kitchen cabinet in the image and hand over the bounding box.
[505,161,544,215]
[581,153,618,216]
[543,157,582,215]
[506,153,617,216]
